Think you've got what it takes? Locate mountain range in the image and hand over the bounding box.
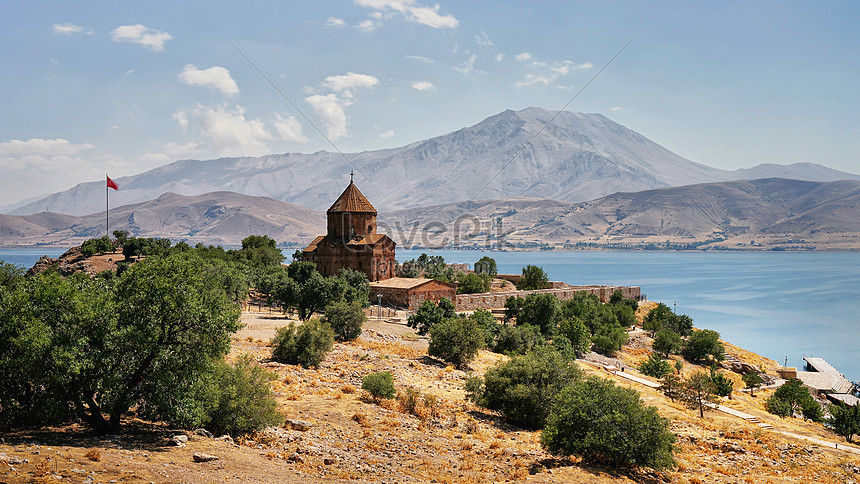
[3,178,859,251]
[382,178,860,250]
[8,107,859,217]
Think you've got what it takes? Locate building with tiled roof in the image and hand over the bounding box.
[302,175,396,281]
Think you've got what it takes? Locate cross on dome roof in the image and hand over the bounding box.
[327,178,377,214]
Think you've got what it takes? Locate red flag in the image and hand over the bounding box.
[106,175,119,190]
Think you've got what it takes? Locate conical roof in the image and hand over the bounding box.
[327,181,377,214]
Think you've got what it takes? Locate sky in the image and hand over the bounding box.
[1,1,859,207]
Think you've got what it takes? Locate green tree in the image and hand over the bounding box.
[517,292,561,336]
[557,317,591,357]
[639,353,672,379]
[362,371,396,402]
[474,256,498,276]
[468,308,500,347]
[407,298,456,335]
[428,317,484,368]
[742,371,764,397]
[334,268,370,308]
[541,376,676,469]
[503,295,525,324]
[492,324,544,356]
[591,325,628,356]
[457,271,490,294]
[324,300,366,341]
[826,403,860,443]
[682,329,725,363]
[271,319,334,368]
[659,373,682,402]
[643,303,694,337]
[766,378,815,419]
[81,235,116,257]
[679,371,718,418]
[708,367,734,398]
[234,235,284,268]
[466,346,581,430]
[652,329,683,357]
[0,261,24,287]
[800,398,823,422]
[517,264,549,290]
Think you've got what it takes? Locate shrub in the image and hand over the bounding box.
[80,236,116,257]
[466,346,581,430]
[766,378,816,419]
[407,298,456,335]
[639,353,672,378]
[652,329,683,356]
[826,403,860,442]
[517,292,562,336]
[517,264,549,290]
[191,356,283,436]
[503,295,525,324]
[681,329,725,363]
[468,308,500,347]
[591,325,627,356]
[428,317,484,368]
[324,300,366,341]
[493,324,544,356]
[558,317,591,357]
[457,272,490,294]
[541,376,675,469]
[362,371,395,402]
[271,319,334,368]
[708,367,734,398]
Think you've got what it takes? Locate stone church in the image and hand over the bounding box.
[302,176,396,281]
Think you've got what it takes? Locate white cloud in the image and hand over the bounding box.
[379,130,394,139]
[411,81,435,91]
[52,23,92,35]
[178,64,239,95]
[140,142,204,165]
[610,106,624,111]
[173,111,188,132]
[406,55,434,64]
[0,138,94,157]
[175,104,273,156]
[325,17,347,26]
[125,69,136,75]
[0,139,101,204]
[515,52,532,62]
[495,53,504,62]
[323,72,378,97]
[406,4,458,28]
[306,94,351,141]
[515,74,553,88]
[454,54,477,75]
[111,24,172,52]
[474,31,492,47]
[355,0,458,29]
[274,115,310,143]
[356,19,378,32]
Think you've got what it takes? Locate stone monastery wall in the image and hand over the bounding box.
[454,285,641,311]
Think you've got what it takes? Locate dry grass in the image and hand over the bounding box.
[84,448,101,461]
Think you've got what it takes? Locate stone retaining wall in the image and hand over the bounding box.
[455,285,641,311]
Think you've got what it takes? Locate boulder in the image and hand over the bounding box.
[169,435,188,447]
[193,428,214,438]
[285,419,313,431]
[192,452,219,463]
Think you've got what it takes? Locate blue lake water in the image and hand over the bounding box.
[398,249,860,382]
[3,247,858,381]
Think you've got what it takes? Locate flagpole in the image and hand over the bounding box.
[106,174,109,238]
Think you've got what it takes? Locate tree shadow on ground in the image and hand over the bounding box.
[2,419,177,453]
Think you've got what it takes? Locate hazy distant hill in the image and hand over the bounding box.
[4,179,860,250]
[0,192,323,248]
[383,179,860,250]
[10,107,859,216]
